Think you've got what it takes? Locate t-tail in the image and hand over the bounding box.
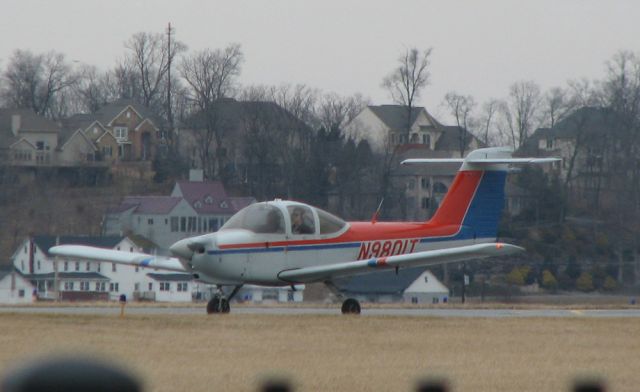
[402,147,560,242]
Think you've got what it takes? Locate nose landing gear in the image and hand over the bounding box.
[206,285,243,314]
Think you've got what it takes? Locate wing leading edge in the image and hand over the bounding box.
[277,243,523,283]
[49,245,187,272]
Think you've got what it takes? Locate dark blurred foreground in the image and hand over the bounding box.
[0,355,607,391]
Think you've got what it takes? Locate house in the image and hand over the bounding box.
[103,174,255,249]
[0,267,35,304]
[345,105,482,156]
[236,285,304,303]
[177,98,313,189]
[0,108,64,166]
[62,99,165,162]
[402,270,449,304]
[331,267,428,303]
[146,273,194,302]
[11,235,190,302]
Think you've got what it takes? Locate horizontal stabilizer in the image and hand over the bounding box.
[49,245,187,272]
[277,242,523,283]
[402,157,560,165]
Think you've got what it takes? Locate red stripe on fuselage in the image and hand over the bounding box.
[217,170,483,250]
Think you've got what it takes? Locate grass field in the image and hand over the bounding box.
[0,312,638,391]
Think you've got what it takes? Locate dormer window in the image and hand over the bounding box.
[93,127,99,134]
[220,201,228,209]
[126,110,131,119]
[205,196,214,204]
[194,201,202,209]
[114,127,128,141]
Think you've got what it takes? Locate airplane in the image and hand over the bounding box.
[49,147,559,315]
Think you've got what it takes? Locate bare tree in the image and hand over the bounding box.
[317,92,369,133]
[477,98,500,146]
[382,47,433,136]
[124,31,186,111]
[443,92,476,156]
[498,80,542,149]
[180,44,244,179]
[1,49,77,118]
[70,65,116,113]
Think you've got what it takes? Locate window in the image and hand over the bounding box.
[86,262,91,271]
[148,283,153,291]
[422,134,430,145]
[546,138,554,149]
[188,217,196,232]
[102,146,113,157]
[80,281,90,291]
[75,262,80,271]
[64,282,74,291]
[135,266,139,272]
[209,218,219,232]
[97,263,101,272]
[134,283,140,291]
[288,205,315,235]
[112,263,117,272]
[316,208,346,235]
[160,282,171,291]
[114,126,128,140]
[424,276,429,283]
[64,262,68,272]
[37,260,40,270]
[180,217,187,232]
[148,218,154,225]
[421,177,430,190]
[177,282,188,292]
[421,197,430,210]
[433,182,448,194]
[18,289,25,298]
[96,282,105,291]
[35,141,45,150]
[171,217,179,232]
[109,283,119,292]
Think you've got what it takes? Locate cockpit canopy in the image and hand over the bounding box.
[220,201,347,236]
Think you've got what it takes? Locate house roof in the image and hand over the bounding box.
[32,235,125,257]
[147,273,192,282]
[368,105,442,131]
[403,270,449,294]
[118,196,182,215]
[174,181,255,214]
[435,125,481,151]
[0,266,19,281]
[95,99,162,128]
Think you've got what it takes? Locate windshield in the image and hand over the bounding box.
[315,207,347,234]
[220,203,285,234]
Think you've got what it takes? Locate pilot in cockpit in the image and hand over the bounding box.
[291,207,314,234]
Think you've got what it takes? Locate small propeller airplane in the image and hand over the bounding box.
[50,147,559,314]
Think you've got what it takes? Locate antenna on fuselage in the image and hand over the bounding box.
[371,198,384,224]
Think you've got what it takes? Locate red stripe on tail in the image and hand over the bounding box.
[428,171,483,226]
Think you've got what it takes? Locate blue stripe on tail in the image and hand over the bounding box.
[459,171,507,240]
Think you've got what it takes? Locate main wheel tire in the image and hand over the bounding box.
[341,298,361,315]
[206,295,222,314]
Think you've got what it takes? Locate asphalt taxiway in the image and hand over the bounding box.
[2,306,640,318]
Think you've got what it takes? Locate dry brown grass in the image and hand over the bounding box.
[0,313,638,391]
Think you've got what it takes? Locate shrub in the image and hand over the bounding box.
[541,270,558,291]
[506,268,525,286]
[576,272,594,292]
[603,276,618,291]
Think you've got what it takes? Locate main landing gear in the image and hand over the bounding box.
[341,298,361,315]
[206,285,242,314]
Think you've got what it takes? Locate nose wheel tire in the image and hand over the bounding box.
[341,298,361,315]
[207,295,231,314]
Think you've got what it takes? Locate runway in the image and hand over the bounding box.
[2,305,640,318]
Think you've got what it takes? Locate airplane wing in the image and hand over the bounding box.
[48,245,187,272]
[277,242,523,283]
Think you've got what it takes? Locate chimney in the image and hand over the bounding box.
[189,169,204,182]
[11,114,21,136]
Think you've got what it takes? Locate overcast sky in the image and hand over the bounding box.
[2,0,638,119]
